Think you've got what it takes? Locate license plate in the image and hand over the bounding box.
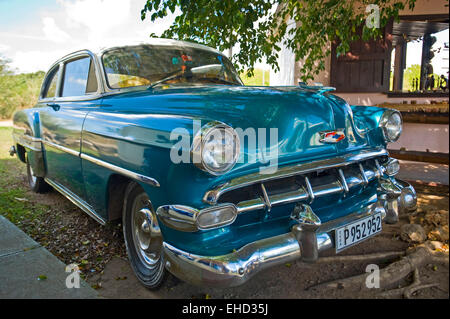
[335,213,382,252]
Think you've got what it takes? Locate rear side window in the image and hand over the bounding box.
[43,66,59,98]
[61,57,98,97]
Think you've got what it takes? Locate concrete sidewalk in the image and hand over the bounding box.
[0,215,98,298]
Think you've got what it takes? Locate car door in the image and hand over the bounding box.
[40,53,102,200]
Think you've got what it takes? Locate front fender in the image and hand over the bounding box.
[350,105,388,148]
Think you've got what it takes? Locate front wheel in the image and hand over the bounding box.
[123,183,166,289]
[26,154,49,193]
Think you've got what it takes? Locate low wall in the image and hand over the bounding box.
[389,122,449,153]
[335,92,448,106]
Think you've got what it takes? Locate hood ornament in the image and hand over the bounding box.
[319,130,346,143]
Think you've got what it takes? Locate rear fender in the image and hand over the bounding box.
[12,109,46,177]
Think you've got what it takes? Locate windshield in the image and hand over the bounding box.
[102,44,243,89]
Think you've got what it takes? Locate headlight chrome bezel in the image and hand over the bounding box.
[379,110,403,143]
[191,121,240,176]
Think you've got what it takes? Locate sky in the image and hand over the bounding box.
[0,0,178,73]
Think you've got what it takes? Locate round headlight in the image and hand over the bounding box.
[191,122,240,175]
[380,110,402,142]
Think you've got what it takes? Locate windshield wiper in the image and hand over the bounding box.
[148,67,239,89]
[148,69,192,89]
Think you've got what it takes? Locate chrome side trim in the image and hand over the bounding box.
[203,149,389,204]
[44,178,106,225]
[42,139,160,187]
[80,153,160,187]
[42,140,80,157]
[12,133,43,152]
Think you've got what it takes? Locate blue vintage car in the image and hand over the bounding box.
[10,39,417,289]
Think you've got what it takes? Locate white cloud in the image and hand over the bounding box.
[42,17,71,43]
[11,49,68,73]
[1,0,177,73]
[60,0,132,43]
[0,43,11,52]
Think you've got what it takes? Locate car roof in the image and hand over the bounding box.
[54,38,224,65]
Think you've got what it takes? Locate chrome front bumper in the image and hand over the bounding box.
[163,179,417,287]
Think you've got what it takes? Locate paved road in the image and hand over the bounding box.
[0,120,12,127]
[0,215,98,298]
[397,160,449,185]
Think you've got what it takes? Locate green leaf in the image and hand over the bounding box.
[37,275,47,280]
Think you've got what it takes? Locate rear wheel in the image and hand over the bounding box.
[123,183,166,289]
[26,153,49,193]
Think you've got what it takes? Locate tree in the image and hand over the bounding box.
[0,57,45,119]
[403,64,421,91]
[0,56,12,75]
[141,0,416,81]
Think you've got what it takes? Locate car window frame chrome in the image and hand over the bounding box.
[39,64,62,102]
[38,50,105,104]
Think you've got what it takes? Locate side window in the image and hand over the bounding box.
[61,57,98,97]
[43,66,59,99]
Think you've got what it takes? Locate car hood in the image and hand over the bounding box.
[101,85,369,174]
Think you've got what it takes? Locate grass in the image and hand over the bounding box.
[0,127,126,280]
[0,127,49,233]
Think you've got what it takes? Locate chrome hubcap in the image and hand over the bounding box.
[131,195,162,268]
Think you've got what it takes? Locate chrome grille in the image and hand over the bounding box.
[210,153,387,214]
